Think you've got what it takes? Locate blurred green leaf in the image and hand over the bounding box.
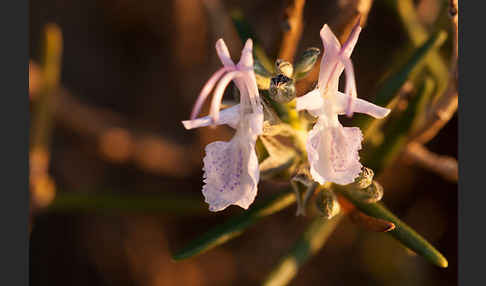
[364,76,436,173]
[262,214,344,286]
[172,190,296,261]
[230,10,275,75]
[375,31,447,107]
[386,0,449,98]
[337,188,448,268]
[360,31,446,141]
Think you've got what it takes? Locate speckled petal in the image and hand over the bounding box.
[201,113,261,212]
[307,117,363,185]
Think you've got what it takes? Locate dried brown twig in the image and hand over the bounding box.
[30,61,200,178]
[278,0,307,62]
[403,0,458,181]
[404,142,458,182]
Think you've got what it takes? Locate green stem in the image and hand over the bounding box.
[262,214,344,286]
[173,190,296,261]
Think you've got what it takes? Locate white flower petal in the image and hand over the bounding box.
[296,89,324,117]
[182,104,241,130]
[184,38,264,212]
[215,39,236,68]
[334,92,390,119]
[307,117,363,185]
[201,114,261,212]
[318,25,342,95]
[318,22,361,101]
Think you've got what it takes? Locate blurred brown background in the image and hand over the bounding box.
[29,0,457,285]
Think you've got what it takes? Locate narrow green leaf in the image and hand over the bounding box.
[262,214,344,286]
[385,0,449,98]
[337,189,448,268]
[47,192,206,215]
[230,10,275,75]
[375,31,447,107]
[364,74,436,173]
[172,190,296,261]
[360,31,446,140]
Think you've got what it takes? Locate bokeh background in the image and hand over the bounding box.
[29,0,457,285]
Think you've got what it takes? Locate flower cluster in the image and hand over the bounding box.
[183,21,390,212]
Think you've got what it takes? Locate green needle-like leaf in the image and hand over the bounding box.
[262,215,344,286]
[337,189,448,268]
[385,0,449,98]
[364,74,436,173]
[172,190,296,261]
[359,31,446,140]
[375,31,447,108]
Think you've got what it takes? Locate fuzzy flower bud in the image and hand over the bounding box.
[294,47,320,80]
[351,167,374,189]
[316,189,341,219]
[269,74,296,103]
[349,180,384,203]
[275,59,294,78]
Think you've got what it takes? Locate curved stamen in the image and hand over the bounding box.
[210,70,243,123]
[190,66,234,120]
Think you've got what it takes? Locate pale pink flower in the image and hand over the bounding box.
[182,39,263,212]
[296,20,390,185]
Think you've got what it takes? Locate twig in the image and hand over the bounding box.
[278,0,306,62]
[411,0,458,144]
[449,0,458,72]
[395,0,449,97]
[404,142,458,182]
[30,24,63,234]
[409,80,457,144]
[403,1,458,180]
[30,61,200,178]
[335,0,374,41]
[57,88,199,177]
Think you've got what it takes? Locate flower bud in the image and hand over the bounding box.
[349,180,384,203]
[269,74,296,103]
[294,47,320,80]
[316,189,341,219]
[351,167,374,189]
[275,59,294,78]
